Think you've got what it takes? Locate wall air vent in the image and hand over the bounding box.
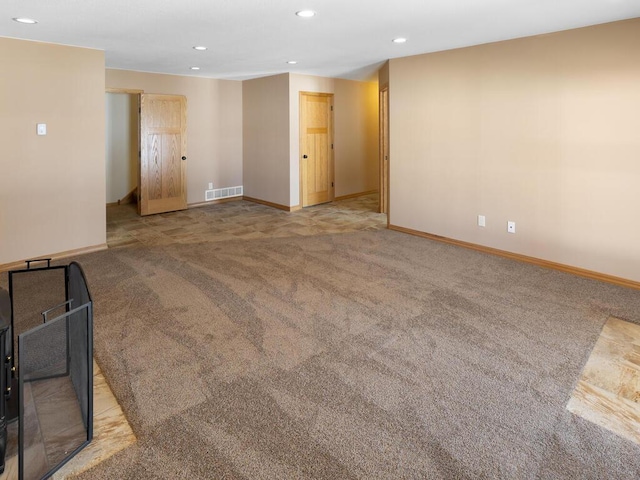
[205,186,243,202]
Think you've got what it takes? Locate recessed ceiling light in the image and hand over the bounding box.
[296,10,316,18]
[190,66,200,71]
[193,46,207,51]
[13,17,38,24]
[392,37,407,44]
[287,61,298,65]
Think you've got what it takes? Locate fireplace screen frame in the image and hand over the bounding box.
[2,260,93,480]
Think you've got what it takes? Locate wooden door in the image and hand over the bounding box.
[300,92,334,207]
[139,94,187,216]
[379,87,389,215]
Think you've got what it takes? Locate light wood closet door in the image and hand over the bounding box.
[139,94,187,216]
[300,92,334,207]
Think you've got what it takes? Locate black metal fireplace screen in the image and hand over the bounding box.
[0,260,93,479]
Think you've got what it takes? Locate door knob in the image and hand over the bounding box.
[303,155,308,159]
[181,156,187,160]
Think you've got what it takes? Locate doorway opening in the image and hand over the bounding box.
[105,90,188,221]
[105,91,140,209]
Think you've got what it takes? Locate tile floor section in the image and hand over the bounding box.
[567,316,640,445]
[0,361,135,480]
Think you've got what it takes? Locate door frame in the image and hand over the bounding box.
[379,86,389,217]
[299,91,335,208]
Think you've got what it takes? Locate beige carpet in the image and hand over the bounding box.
[68,224,640,479]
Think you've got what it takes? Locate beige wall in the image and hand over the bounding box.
[0,38,106,265]
[289,74,379,206]
[378,61,389,89]
[389,19,640,282]
[106,69,243,205]
[242,73,291,206]
[106,93,138,203]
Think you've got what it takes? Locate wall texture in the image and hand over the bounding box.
[242,73,291,206]
[378,61,389,89]
[105,69,243,205]
[389,19,640,282]
[0,38,106,265]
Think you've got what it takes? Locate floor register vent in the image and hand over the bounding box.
[205,186,243,202]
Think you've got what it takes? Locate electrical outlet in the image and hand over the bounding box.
[507,221,516,234]
[478,215,486,227]
[208,182,213,190]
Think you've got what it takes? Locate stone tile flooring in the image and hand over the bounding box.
[567,316,640,445]
[0,361,135,480]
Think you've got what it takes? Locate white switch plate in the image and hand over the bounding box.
[37,123,47,135]
[507,221,516,233]
[208,182,213,190]
[478,215,486,227]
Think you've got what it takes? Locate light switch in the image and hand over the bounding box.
[37,123,47,136]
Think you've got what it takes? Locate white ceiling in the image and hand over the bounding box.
[2,0,639,81]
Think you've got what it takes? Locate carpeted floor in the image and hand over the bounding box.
[65,211,640,479]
